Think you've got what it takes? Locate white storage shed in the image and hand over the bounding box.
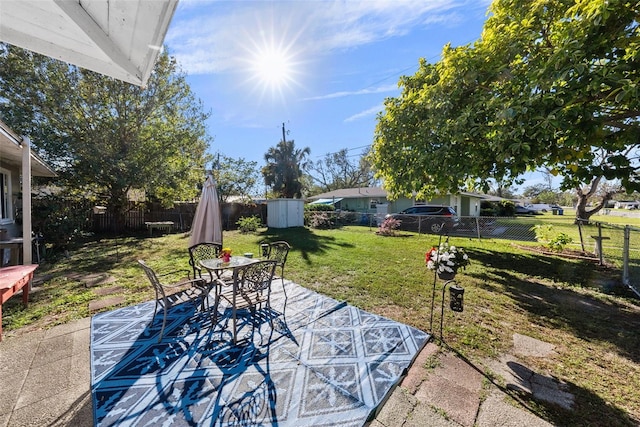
[267,199,304,228]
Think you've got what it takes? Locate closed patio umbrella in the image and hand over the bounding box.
[189,176,222,247]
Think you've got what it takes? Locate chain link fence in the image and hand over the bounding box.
[305,211,640,297]
[576,221,640,298]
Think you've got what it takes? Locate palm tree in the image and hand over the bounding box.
[262,139,311,198]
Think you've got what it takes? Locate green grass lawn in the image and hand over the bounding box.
[3,224,640,425]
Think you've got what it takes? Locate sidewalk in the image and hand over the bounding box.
[0,318,93,427]
[0,318,560,427]
[372,341,557,427]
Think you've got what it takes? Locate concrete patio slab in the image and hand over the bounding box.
[415,371,481,427]
[513,333,556,358]
[1,312,557,427]
[485,354,574,411]
[476,389,554,427]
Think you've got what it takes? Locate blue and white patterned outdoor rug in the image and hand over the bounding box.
[91,279,430,426]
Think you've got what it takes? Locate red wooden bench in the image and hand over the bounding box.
[0,264,38,341]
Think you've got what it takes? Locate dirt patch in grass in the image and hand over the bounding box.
[512,243,600,262]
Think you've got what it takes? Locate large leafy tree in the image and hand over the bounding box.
[214,155,261,202]
[310,147,377,192]
[371,0,639,222]
[0,44,212,228]
[262,139,310,198]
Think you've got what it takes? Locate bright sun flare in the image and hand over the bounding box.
[253,48,294,89]
[241,24,305,101]
[254,49,292,87]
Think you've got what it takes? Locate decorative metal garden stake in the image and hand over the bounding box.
[261,243,270,258]
[439,279,461,339]
[426,227,469,339]
[449,284,464,312]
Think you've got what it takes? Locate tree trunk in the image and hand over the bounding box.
[108,188,130,234]
[574,192,595,224]
[574,177,617,224]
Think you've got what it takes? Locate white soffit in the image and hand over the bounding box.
[0,0,178,87]
[0,120,56,177]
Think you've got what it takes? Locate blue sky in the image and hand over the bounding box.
[164,1,552,190]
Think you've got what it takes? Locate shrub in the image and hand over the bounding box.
[532,224,573,252]
[305,204,335,212]
[308,212,334,229]
[338,211,357,224]
[480,200,516,216]
[378,217,401,236]
[480,207,496,216]
[497,200,516,216]
[31,194,93,252]
[548,233,573,252]
[236,215,262,233]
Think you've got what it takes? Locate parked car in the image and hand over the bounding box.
[524,203,552,212]
[514,205,539,215]
[386,205,459,233]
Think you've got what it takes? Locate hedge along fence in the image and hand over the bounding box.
[303,204,375,229]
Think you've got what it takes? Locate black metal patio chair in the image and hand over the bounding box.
[188,242,225,305]
[260,240,291,297]
[212,260,278,344]
[138,259,208,342]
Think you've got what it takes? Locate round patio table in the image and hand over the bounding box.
[199,256,258,276]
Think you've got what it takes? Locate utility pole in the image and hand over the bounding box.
[282,122,286,143]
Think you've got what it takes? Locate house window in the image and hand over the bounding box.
[0,169,11,220]
[370,199,379,209]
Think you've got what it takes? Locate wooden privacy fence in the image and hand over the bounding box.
[90,202,267,233]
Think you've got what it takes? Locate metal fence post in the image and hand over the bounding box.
[623,225,630,286]
[577,221,585,251]
[595,222,605,266]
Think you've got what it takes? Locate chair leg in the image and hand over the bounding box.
[199,283,212,311]
[232,305,237,344]
[280,266,287,299]
[151,299,159,337]
[199,286,206,311]
[212,293,221,324]
[158,301,168,343]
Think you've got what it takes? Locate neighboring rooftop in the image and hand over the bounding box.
[307,187,389,200]
[307,187,491,201]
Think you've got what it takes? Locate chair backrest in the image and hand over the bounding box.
[267,241,291,266]
[188,242,222,278]
[138,259,166,300]
[234,260,277,293]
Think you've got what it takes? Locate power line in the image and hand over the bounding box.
[365,64,419,88]
[315,38,481,159]
[359,36,481,90]
[318,144,371,158]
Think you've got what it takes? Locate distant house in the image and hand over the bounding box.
[614,201,640,209]
[307,187,485,217]
[307,187,390,212]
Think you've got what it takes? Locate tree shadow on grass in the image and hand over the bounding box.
[55,232,191,274]
[257,227,354,263]
[442,343,638,427]
[465,247,640,364]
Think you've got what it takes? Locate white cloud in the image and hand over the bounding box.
[345,105,384,123]
[304,84,397,101]
[166,1,487,76]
